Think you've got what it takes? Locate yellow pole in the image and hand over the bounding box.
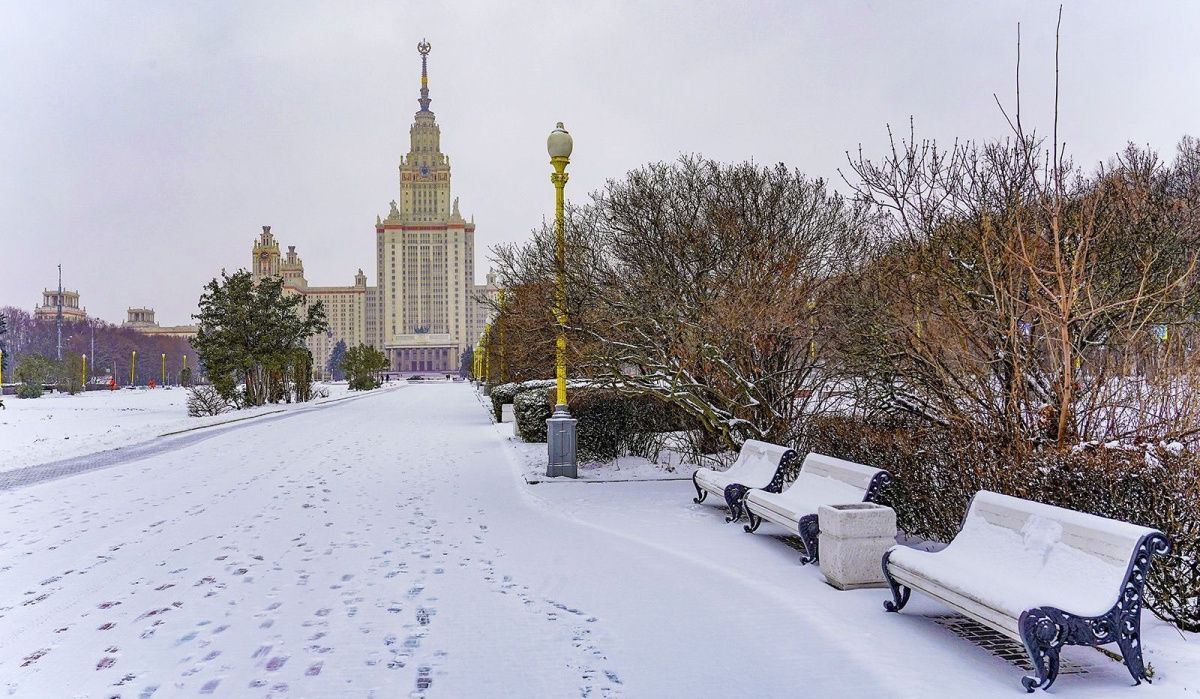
[161,353,166,386]
[551,155,570,408]
[82,353,87,388]
[131,350,137,386]
[482,325,490,383]
[498,287,506,384]
[807,298,817,360]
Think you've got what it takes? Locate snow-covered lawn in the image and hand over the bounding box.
[0,383,354,473]
[0,384,1194,697]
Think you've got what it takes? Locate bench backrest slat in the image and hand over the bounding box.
[967,491,1159,568]
[799,453,884,492]
[727,439,791,482]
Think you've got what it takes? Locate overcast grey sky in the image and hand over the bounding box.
[2,1,1198,324]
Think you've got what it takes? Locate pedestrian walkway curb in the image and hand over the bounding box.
[156,387,393,437]
[524,476,692,485]
[157,409,286,437]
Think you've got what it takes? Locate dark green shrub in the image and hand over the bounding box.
[525,387,697,462]
[343,344,387,391]
[514,389,552,442]
[16,381,43,399]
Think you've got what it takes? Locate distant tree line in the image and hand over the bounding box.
[0,306,197,389]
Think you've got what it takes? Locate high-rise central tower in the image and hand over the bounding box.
[245,40,496,378]
[373,40,479,373]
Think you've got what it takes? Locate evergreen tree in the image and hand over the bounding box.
[342,343,389,391]
[14,353,55,398]
[192,270,328,407]
[328,339,348,381]
[459,348,473,378]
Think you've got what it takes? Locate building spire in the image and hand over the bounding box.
[417,39,432,112]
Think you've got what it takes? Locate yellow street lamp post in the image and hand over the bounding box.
[131,350,137,386]
[475,338,484,382]
[82,353,87,389]
[546,122,577,478]
[481,324,491,386]
[497,287,506,384]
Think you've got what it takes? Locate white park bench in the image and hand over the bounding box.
[692,440,798,523]
[882,491,1171,692]
[742,453,892,564]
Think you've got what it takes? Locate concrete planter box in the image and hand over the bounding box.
[501,404,514,423]
[818,502,897,591]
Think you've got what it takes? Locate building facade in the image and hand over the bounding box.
[249,226,370,378]
[35,288,87,322]
[122,307,198,339]
[248,41,496,377]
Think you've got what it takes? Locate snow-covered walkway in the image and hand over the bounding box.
[0,384,1192,697]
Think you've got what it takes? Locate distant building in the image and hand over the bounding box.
[123,307,157,329]
[251,227,368,378]
[248,41,494,377]
[122,307,198,339]
[35,288,87,322]
[470,269,502,347]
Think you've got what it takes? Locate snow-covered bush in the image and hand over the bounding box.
[490,380,548,422]
[187,385,231,417]
[800,416,1200,632]
[491,379,587,422]
[513,389,551,442]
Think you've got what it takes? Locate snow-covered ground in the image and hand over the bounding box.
[0,384,1195,697]
[0,383,353,474]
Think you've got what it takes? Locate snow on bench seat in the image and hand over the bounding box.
[882,491,1171,692]
[743,453,892,564]
[691,440,797,523]
[745,474,865,526]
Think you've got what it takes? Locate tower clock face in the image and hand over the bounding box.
[420,164,430,178]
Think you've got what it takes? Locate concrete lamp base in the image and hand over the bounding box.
[546,406,578,478]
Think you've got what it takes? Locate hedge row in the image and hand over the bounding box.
[510,386,696,463]
[799,416,1200,632]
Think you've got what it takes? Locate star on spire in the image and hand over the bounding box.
[417,39,432,112]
